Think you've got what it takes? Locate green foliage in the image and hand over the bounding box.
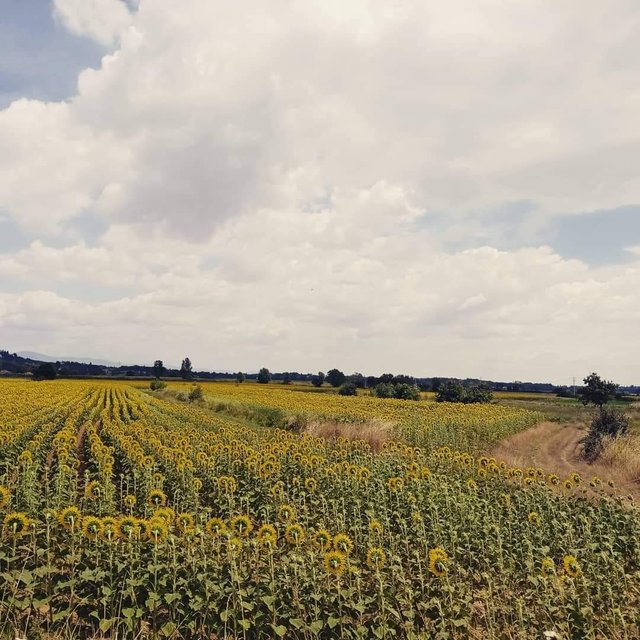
[581,372,618,407]
[188,384,203,401]
[150,378,167,391]
[180,357,193,381]
[153,360,165,378]
[33,362,57,381]
[338,381,358,396]
[436,381,493,404]
[580,406,629,462]
[236,372,245,383]
[257,368,271,384]
[326,368,346,387]
[373,382,420,400]
[311,372,325,387]
[281,372,292,385]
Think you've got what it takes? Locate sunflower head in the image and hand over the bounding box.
[176,512,195,534]
[541,557,555,577]
[100,517,119,542]
[257,524,277,542]
[205,517,227,538]
[368,519,383,537]
[147,489,167,508]
[323,550,347,576]
[4,512,30,538]
[147,518,169,543]
[528,512,541,527]
[118,516,141,539]
[284,523,305,545]
[123,494,137,509]
[333,533,354,555]
[230,515,253,538]
[366,546,386,570]
[277,504,296,523]
[58,506,82,531]
[311,528,332,551]
[84,480,102,500]
[563,555,581,578]
[428,547,449,577]
[82,516,103,541]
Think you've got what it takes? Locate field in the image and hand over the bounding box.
[0,379,639,639]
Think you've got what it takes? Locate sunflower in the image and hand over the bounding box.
[428,547,449,577]
[311,528,332,551]
[466,479,477,491]
[100,517,119,542]
[230,515,253,538]
[118,516,140,539]
[147,489,167,508]
[387,477,404,491]
[176,512,195,534]
[528,512,541,526]
[137,519,151,540]
[284,523,305,545]
[58,506,82,531]
[366,546,386,570]
[368,520,383,537]
[304,477,317,492]
[205,517,227,538]
[193,478,203,491]
[270,482,285,498]
[82,515,103,541]
[148,518,169,543]
[277,504,296,523]
[257,524,277,542]
[333,533,354,555]
[153,507,176,524]
[563,555,581,578]
[323,550,347,576]
[227,536,243,557]
[541,557,555,577]
[0,486,10,510]
[3,512,29,538]
[123,494,137,509]
[84,480,102,500]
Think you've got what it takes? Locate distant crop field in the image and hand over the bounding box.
[0,379,638,639]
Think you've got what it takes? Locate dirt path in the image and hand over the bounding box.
[489,421,640,497]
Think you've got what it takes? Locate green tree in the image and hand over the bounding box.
[393,383,420,401]
[311,372,325,387]
[436,380,465,403]
[180,357,193,380]
[338,382,358,396]
[153,360,165,378]
[33,362,57,381]
[282,372,292,385]
[373,382,395,398]
[326,368,346,388]
[581,372,618,407]
[236,372,245,384]
[257,368,271,384]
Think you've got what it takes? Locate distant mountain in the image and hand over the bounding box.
[17,351,123,367]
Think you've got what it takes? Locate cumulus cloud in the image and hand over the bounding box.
[53,0,132,47]
[1,0,640,381]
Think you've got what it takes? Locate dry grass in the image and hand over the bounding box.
[303,419,395,451]
[600,434,640,484]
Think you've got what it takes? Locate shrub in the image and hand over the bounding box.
[188,385,203,401]
[150,379,167,391]
[580,407,629,462]
[393,383,420,401]
[373,382,395,398]
[338,382,358,396]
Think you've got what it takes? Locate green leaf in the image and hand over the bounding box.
[99,619,113,633]
[271,624,287,637]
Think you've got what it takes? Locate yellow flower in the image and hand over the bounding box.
[100,517,119,542]
[4,512,30,538]
[277,504,296,523]
[366,546,386,570]
[230,515,253,538]
[541,557,555,577]
[333,533,354,555]
[123,494,137,509]
[323,550,347,576]
[387,477,404,491]
[304,477,317,492]
[227,536,243,557]
[148,518,169,543]
[563,555,581,578]
[257,524,277,542]
[528,512,541,526]
[84,480,102,500]
[311,528,332,551]
[428,547,449,577]
[147,489,167,508]
[368,519,383,537]
[284,523,305,545]
[82,516,103,541]
[205,517,227,538]
[58,506,82,531]
[0,486,10,510]
[176,512,195,534]
[117,516,140,539]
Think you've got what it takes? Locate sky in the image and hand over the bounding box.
[1,0,639,384]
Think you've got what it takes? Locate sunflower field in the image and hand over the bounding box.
[0,379,638,639]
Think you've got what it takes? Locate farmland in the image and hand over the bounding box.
[0,379,639,639]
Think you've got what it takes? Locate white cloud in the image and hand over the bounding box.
[53,0,132,47]
[1,0,640,381]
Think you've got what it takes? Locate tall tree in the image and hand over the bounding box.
[326,368,346,388]
[257,367,271,384]
[311,372,325,387]
[180,357,193,380]
[153,360,165,378]
[581,372,618,407]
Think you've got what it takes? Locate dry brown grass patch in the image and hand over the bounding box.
[599,434,640,484]
[303,419,395,451]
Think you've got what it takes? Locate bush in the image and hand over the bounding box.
[580,406,629,462]
[393,383,420,401]
[436,381,465,403]
[188,384,204,401]
[436,381,492,404]
[150,379,167,391]
[338,382,358,396]
[373,382,395,398]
